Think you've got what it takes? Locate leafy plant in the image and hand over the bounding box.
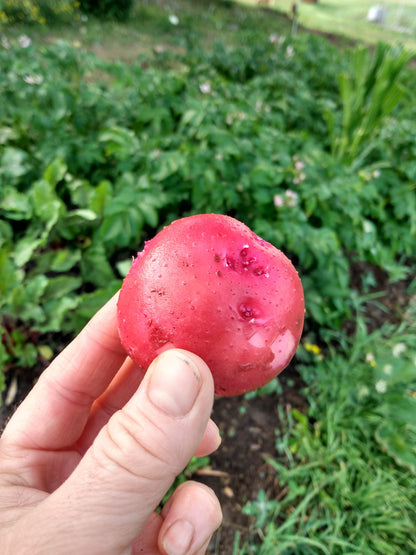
[326,42,413,166]
[1,33,415,377]
[0,0,80,25]
[242,315,416,554]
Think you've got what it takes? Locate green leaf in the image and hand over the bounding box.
[99,126,140,159]
[42,276,82,301]
[14,236,43,268]
[24,274,49,304]
[34,248,82,274]
[32,179,63,225]
[40,295,80,333]
[88,180,113,216]
[43,158,67,186]
[0,187,32,220]
[376,396,416,474]
[8,330,38,368]
[116,258,133,278]
[67,285,120,333]
[152,151,185,181]
[0,249,21,297]
[81,243,116,288]
[50,249,82,273]
[0,147,29,179]
[0,220,13,249]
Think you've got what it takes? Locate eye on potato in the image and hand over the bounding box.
[117,214,304,397]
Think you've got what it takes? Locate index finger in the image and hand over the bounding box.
[2,292,128,450]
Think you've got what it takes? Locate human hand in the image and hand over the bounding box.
[0,294,222,554]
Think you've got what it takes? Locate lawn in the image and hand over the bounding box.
[239,0,416,51]
[1,0,292,63]
[1,1,416,553]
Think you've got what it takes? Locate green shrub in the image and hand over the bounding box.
[78,0,133,21]
[0,0,80,25]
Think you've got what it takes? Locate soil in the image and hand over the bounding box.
[204,366,307,553]
[0,265,413,554]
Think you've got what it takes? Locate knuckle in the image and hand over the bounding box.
[93,408,172,483]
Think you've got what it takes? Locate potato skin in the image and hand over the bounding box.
[117,214,304,396]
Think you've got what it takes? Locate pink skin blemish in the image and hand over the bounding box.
[269,329,295,369]
[248,330,267,349]
[248,328,295,369]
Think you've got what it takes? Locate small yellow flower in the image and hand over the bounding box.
[365,352,376,367]
[304,342,321,355]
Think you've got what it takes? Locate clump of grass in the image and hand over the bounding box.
[241,307,416,554]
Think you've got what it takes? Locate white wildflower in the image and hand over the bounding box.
[383,364,393,375]
[295,160,305,171]
[1,35,10,50]
[375,379,387,394]
[23,74,43,85]
[285,189,299,206]
[372,169,381,178]
[269,33,278,43]
[285,45,294,58]
[199,83,211,94]
[293,172,306,184]
[169,14,179,25]
[273,195,284,208]
[392,342,406,357]
[365,352,376,367]
[363,220,374,234]
[18,35,32,48]
[358,385,370,400]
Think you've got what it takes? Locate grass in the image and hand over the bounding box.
[241,312,416,553]
[238,0,416,51]
[2,0,292,63]
[5,0,414,63]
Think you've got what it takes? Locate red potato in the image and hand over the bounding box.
[117,214,304,396]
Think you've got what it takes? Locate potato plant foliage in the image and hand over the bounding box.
[1,37,414,350]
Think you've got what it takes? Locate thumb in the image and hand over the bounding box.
[31,349,215,553]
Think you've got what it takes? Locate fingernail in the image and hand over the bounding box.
[162,519,194,555]
[148,351,201,417]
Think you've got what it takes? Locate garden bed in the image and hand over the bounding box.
[1,2,416,552]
